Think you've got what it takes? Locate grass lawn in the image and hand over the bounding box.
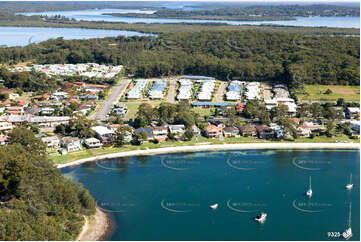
[122,101,162,119]
[192,107,215,117]
[50,134,358,165]
[295,85,360,102]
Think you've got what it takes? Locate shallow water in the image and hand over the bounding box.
[0,26,154,47]
[19,9,360,28]
[62,149,360,241]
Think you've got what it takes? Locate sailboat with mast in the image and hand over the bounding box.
[342,203,352,240]
[306,176,312,198]
[345,173,353,190]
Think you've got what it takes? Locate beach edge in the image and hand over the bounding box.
[58,142,360,169]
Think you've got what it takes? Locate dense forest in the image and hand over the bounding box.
[0,127,95,240]
[0,30,359,88]
[106,4,360,20]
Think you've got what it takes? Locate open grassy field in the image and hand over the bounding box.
[123,101,162,119]
[295,85,360,102]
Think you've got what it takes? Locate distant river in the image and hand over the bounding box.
[0,26,154,47]
[62,149,360,241]
[20,9,360,28]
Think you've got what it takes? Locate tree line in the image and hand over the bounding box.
[106,4,359,20]
[0,30,359,89]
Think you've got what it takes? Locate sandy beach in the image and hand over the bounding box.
[58,142,360,169]
[77,208,112,241]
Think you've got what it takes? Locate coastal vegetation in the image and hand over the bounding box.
[0,127,95,240]
[0,30,359,89]
[104,4,360,21]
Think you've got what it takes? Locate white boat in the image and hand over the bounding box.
[342,203,352,240]
[210,203,218,210]
[345,173,353,190]
[255,212,267,223]
[306,176,312,198]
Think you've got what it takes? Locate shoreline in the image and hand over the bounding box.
[77,207,113,241]
[58,142,360,169]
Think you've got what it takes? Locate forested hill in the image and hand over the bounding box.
[0,30,359,87]
[0,127,96,240]
[106,4,360,20]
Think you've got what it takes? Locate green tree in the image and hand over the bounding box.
[137,131,148,141]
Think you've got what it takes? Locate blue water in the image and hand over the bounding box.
[62,149,360,241]
[20,9,360,28]
[0,26,154,47]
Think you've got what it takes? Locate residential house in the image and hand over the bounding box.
[3,115,70,129]
[0,121,13,132]
[122,131,133,142]
[6,106,23,115]
[84,137,102,148]
[203,124,223,138]
[168,124,185,139]
[41,136,60,149]
[350,121,360,138]
[91,126,116,144]
[0,135,8,146]
[40,107,55,116]
[0,88,19,100]
[50,92,68,100]
[192,125,201,137]
[256,124,275,139]
[235,103,245,113]
[85,84,106,93]
[239,123,257,137]
[270,123,284,139]
[33,94,50,101]
[152,126,168,142]
[303,121,325,134]
[347,107,360,119]
[61,137,81,152]
[135,127,153,141]
[298,124,312,137]
[223,126,239,138]
[212,120,225,129]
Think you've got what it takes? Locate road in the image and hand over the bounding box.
[167,78,176,103]
[90,77,131,121]
[215,81,227,102]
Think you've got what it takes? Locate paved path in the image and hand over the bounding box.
[263,84,272,101]
[167,78,176,103]
[90,78,131,121]
[215,81,227,102]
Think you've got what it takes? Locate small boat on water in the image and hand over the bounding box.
[255,212,267,223]
[345,173,353,190]
[342,203,352,240]
[210,203,218,210]
[306,176,312,198]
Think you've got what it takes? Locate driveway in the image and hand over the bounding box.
[167,78,176,103]
[215,81,227,102]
